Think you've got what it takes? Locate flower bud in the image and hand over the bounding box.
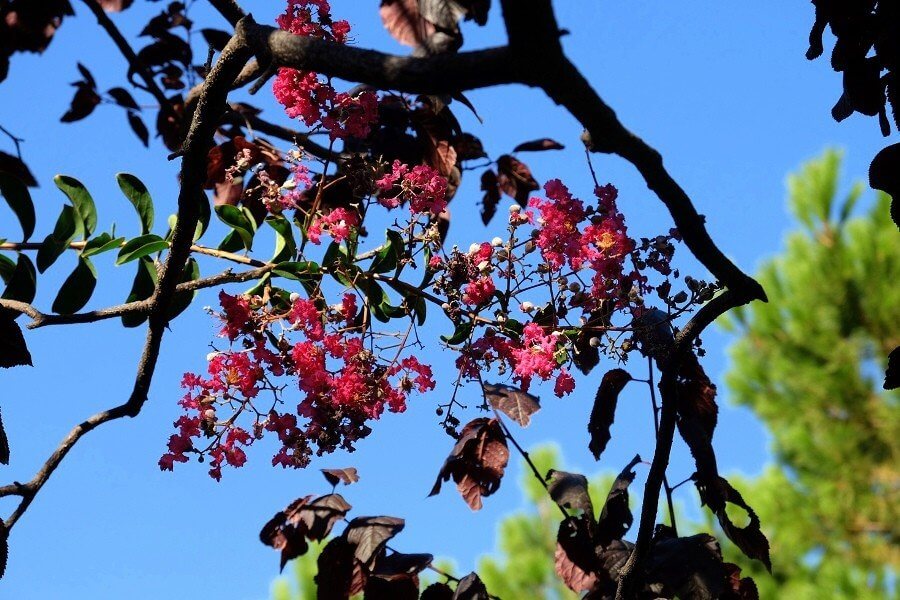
[468,243,481,254]
[491,236,504,247]
[508,204,521,213]
[520,301,535,313]
[289,292,301,302]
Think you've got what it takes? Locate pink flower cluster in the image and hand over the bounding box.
[375,160,448,216]
[160,291,435,479]
[272,1,378,140]
[307,207,360,244]
[457,323,575,398]
[529,180,641,304]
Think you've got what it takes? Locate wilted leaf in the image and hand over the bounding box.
[430,418,509,510]
[646,529,728,600]
[0,313,32,369]
[596,455,640,547]
[496,155,539,206]
[588,368,631,460]
[344,516,404,568]
[722,562,760,600]
[452,572,490,599]
[513,138,565,152]
[484,382,540,427]
[321,467,359,487]
[555,516,600,593]
[675,352,718,438]
[451,133,486,161]
[696,477,771,572]
[260,493,352,571]
[548,470,594,519]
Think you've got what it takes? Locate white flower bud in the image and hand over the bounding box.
[508,204,521,213]
[206,351,220,361]
[491,237,503,247]
[468,242,481,254]
[289,292,301,302]
[520,301,535,313]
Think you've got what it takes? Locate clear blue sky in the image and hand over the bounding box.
[0,1,887,598]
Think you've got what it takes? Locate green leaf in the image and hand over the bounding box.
[196,190,211,240]
[244,272,271,297]
[36,205,83,273]
[116,234,168,266]
[52,256,97,314]
[214,205,255,250]
[0,253,15,283]
[371,230,404,274]
[272,261,321,281]
[1,254,36,304]
[0,173,35,241]
[116,173,154,234]
[54,175,97,237]
[441,321,473,345]
[167,257,199,321]
[414,295,427,326]
[267,215,296,263]
[121,257,157,327]
[81,234,125,258]
[217,229,245,253]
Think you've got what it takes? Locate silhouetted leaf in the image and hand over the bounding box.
[52,256,96,314]
[0,313,32,369]
[128,112,150,147]
[107,86,139,110]
[420,582,454,600]
[344,516,405,567]
[200,28,231,51]
[555,516,600,594]
[261,494,353,571]
[479,169,500,225]
[0,152,36,187]
[588,368,631,460]
[869,143,900,231]
[513,138,565,152]
[316,537,359,599]
[646,528,728,600]
[121,257,157,328]
[166,257,199,320]
[696,477,771,572]
[36,205,83,273]
[61,83,100,123]
[675,352,718,438]
[484,382,540,427]
[885,346,899,390]
[321,467,360,487]
[0,172,35,241]
[0,407,9,463]
[430,418,509,510]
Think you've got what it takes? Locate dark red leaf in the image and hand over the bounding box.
[513,138,565,152]
[675,352,718,438]
[555,516,600,593]
[722,562,760,600]
[596,455,640,547]
[452,572,490,599]
[869,143,900,231]
[646,528,729,599]
[496,154,539,206]
[200,28,232,51]
[156,95,185,151]
[420,582,454,600]
[316,537,359,600]
[885,346,899,390]
[430,418,509,510]
[363,575,419,600]
[372,551,433,580]
[107,86,139,110]
[484,382,540,427]
[260,493,352,570]
[321,467,360,487]
[547,470,594,518]
[343,516,404,567]
[75,62,95,88]
[379,0,435,47]
[451,133,486,161]
[588,369,631,460]
[696,477,771,572]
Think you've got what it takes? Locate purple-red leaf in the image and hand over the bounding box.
[430,418,509,510]
[496,154,539,206]
[588,369,631,460]
[513,138,565,152]
[321,467,359,487]
[484,382,540,427]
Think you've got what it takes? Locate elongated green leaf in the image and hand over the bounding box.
[215,205,255,250]
[0,173,35,241]
[441,321,473,345]
[371,230,404,274]
[167,257,199,321]
[54,175,96,237]
[1,254,36,304]
[196,190,211,240]
[116,234,168,265]
[122,257,157,327]
[116,173,154,234]
[244,272,271,297]
[272,261,320,281]
[0,253,15,282]
[52,256,97,314]
[36,205,83,273]
[267,215,296,263]
[81,234,125,257]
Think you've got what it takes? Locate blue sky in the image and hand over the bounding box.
[0,1,888,598]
